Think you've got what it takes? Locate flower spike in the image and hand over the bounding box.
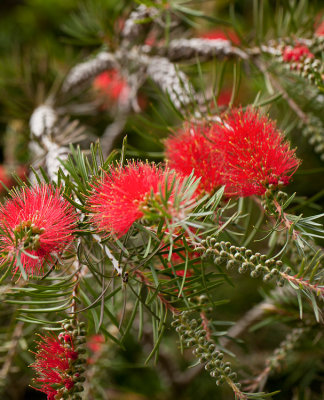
[88,161,186,238]
[165,109,300,198]
[216,108,301,197]
[30,323,86,399]
[0,184,77,277]
[165,122,225,195]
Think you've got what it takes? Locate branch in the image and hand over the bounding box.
[164,38,248,62]
[147,56,194,109]
[0,322,24,385]
[62,52,116,94]
[92,234,122,276]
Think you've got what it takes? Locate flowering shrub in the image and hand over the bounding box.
[0,2,323,400]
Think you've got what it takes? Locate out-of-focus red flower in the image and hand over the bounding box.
[315,20,324,36]
[199,28,240,45]
[0,184,77,277]
[215,108,300,197]
[87,334,105,365]
[0,166,13,189]
[165,123,225,195]
[161,246,196,277]
[94,70,130,103]
[0,165,27,193]
[94,70,147,111]
[282,44,314,62]
[31,333,78,400]
[174,268,193,277]
[215,89,233,108]
[166,109,300,197]
[88,162,183,238]
[145,33,158,46]
[314,12,324,36]
[87,334,105,353]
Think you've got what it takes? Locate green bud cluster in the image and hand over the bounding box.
[311,35,324,53]
[287,57,322,85]
[172,312,241,390]
[198,238,288,285]
[300,114,324,161]
[187,294,213,316]
[266,327,306,371]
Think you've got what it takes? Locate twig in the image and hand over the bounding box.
[101,115,128,158]
[0,322,24,383]
[253,58,309,124]
[92,234,122,275]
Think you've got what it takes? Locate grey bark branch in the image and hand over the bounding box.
[164,38,248,62]
[62,52,116,94]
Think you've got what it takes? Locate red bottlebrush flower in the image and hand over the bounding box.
[93,70,130,103]
[315,20,324,36]
[282,44,314,62]
[87,334,105,353]
[175,268,193,277]
[166,109,300,197]
[216,89,232,107]
[0,165,14,191]
[199,28,240,45]
[165,123,225,194]
[215,108,300,196]
[0,184,77,277]
[161,245,195,277]
[88,162,183,238]
[31,333,78,399]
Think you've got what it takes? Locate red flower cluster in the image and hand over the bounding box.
[93,70,130,103]
[165,108,300,197]
[282,44,314,62]
[199,28,240,45]
[215,108,300,196]
[31,333,79,400]
[0,184,77,277]
[88,162,182,237]
[165,123,225,195]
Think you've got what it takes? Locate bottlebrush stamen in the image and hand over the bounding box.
[165,109,300,197]
[216,108,301,197]
[165,122,225,195]
[88,161,185,238]
[0,184,77,277]
[30,323,86,400]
